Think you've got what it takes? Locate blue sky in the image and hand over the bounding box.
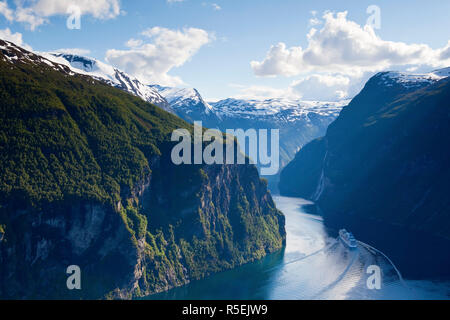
[1,0,450,101]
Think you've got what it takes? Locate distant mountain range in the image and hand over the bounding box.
[32,47,450,200]
[280,66,450,278]
[149,85,221,128]
[42,50,348,191]
[211,98,347,190]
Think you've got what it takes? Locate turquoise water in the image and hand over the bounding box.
[147,196,450,300]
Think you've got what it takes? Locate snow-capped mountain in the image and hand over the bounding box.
[42,52,172,112]
[212,98,345,121]
[150,85,221,127]
[431,67,450,77]
[207,98,348,190]
[154,86,214,113]
[151,82,349,190]
[147,85,347,187]
[212,98,347,161]
[0,39,74,74]
[7,38,448,192]
[376,67,450,89]
[149,83,348,189]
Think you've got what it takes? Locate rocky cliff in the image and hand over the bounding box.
[0,39,285,299]
[279,69,450,278]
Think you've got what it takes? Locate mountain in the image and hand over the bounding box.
[279,68,450,278]
[33,48,345,192]
[211,98,348,191]
[0,39,285,299]
[39,50,345,191]
[42,52,173,113]
[150,85,221,128]
[146,85,347,191]
[211,98,346,164]
[42,52,216,125]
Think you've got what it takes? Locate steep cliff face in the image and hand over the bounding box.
[131,154,285,297]
[0,159,284,299]
[0,200,137,299]
[279,70,450,278]
[0,40,285,299]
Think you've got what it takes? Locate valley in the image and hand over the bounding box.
[1,37,449,301]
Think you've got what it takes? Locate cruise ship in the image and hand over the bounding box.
[339,229,358,249]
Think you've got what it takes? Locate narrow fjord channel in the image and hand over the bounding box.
[148,196,450,300]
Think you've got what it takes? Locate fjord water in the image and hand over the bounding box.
[148,196,449,300]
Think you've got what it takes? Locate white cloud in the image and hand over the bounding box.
[0,1,14,21]
[308,10,321,26]
[251,42,304,77]
[211,3,221,11]
[14,7,46,30]
[0,27,31,49]
[202,2,221,11]
[230,84,298,100]
[106,27,213,86]
[54,48,91,56]
[309,17,321,26]
[251,11,450,78]
[230,73,360,102]
[125,38,143,48]
[440,41,450,60]
[20,0,120,18]
[291,74,350,101]
[248,11,450,101]
[2,0,121,30]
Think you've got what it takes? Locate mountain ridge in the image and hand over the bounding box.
[29,44,348,187]
[279,68,450,278]
[42,51,173,113]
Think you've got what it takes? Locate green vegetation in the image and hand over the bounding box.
[0,57,190,207]
[0,51,285,299]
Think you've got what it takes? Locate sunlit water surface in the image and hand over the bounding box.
[147,196,450,300]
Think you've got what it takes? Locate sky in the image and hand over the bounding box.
[0,0,449,101]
